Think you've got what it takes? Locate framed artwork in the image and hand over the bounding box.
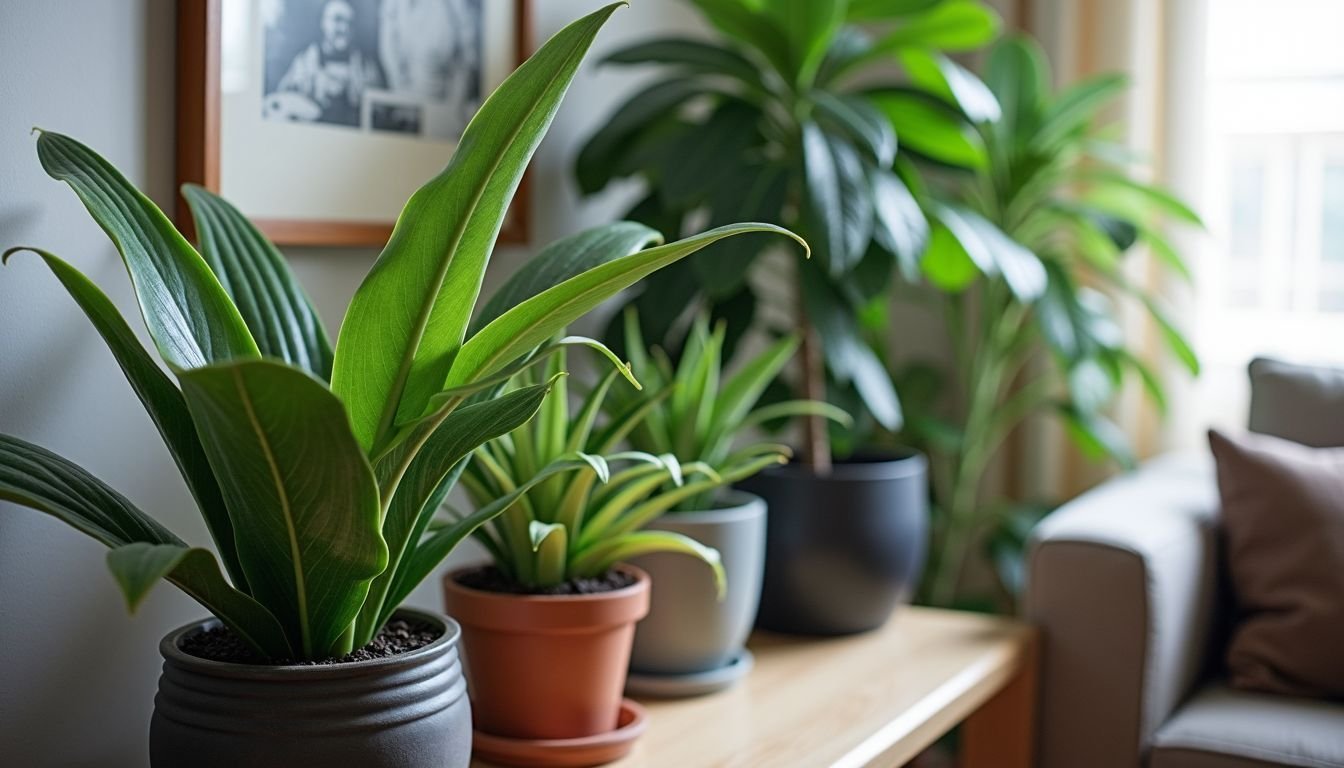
[177,0,532,246]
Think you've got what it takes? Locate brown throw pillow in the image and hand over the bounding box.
[1209,428,1344,698]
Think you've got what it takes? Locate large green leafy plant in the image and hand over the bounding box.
[607,309,850,511]
[577,0,1002,469]
[457,347,739,591]
[0,5,798,661]
[906,35,1202,607]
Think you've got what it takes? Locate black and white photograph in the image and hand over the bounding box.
[262,0,482,139]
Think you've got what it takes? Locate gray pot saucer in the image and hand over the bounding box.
[625,649,754,698]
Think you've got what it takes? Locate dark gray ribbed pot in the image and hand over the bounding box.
[629,491,766,676]
[149,608,471,768]
[738,452,928,636]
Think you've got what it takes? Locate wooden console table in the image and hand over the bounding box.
[480,607,1038,767]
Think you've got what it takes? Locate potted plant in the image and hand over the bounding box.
[577,0,1002,634]
[898,35,1201,609]
[608,309,849,694]
[442,339,793,763]
[0,6,801,766]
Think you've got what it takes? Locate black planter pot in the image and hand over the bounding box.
[738,451,928,635]
[150,608,471,768]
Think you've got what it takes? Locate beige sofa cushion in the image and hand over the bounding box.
[1149,684,1344,768]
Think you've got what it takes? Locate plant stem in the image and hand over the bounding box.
[796,267,831,473]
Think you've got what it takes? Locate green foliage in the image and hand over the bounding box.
[459,348,729,592]
[0,5,801,661]
[905,35,1202,608]
[577,0,1003,460]
[607,309,851,511]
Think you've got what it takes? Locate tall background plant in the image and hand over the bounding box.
[903,35,1202,608]
[578,0,1003,470]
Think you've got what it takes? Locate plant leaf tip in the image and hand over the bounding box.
[1,246,36,266]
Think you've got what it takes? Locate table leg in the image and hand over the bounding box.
[961,633,1039,768]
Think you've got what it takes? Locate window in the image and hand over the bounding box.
[1198,0,1344,367]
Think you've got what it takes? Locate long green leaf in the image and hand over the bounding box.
[331,4,624,453]
[34,130,258,369]
[389,458,594,611]
[473,222,662,334]
[761,0,847,87]
[0,434,290,658]
[571,531,725,596]
[180,360,387,659]
[107,543,292,658]
[2,248,246,589]
[602,37,763,86]
[872,0,1000,53]
[445,224,806,389]
[182,185,333,379]
[355,379,558,642]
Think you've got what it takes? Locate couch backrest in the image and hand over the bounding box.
[1248,357,1344,448]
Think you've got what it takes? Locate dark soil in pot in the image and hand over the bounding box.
[456,565,636,596]
[179,617,441,665]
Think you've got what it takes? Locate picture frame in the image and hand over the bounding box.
[176,0,532,247]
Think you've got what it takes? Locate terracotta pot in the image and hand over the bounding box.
[443,564,650,741]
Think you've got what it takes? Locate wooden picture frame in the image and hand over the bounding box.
[176,0,532,247]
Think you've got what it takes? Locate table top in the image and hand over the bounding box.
[479,606,1035,768]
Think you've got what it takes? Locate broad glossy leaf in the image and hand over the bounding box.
[815,92,897,169]
[873,0,1001,53]
[331,4,622,453]
[602,37,762,86]
[1059,404,1134,468]
[180,360,386,658]
[356,380,557,641]
[445,223,806,390]
[34,131,258,368]
[760,0,847,86]
[688,0,794,79]
[692,162,788,297]
[899,49,1001,123]
[575,79,712,195]
[1140,295,1200,375]
[661,101,763,206]
[825,133,876,275]
[1,248,245,588]
[474,223,662,334]
[0,434,290,658]
[182,185,333,379]
[1033,73,1127,150]
[801,272,902,430]
[107,543,292,658]
[985,36,1048,143]
[868,90,987,168]
[871,169,929,279]
[920,221,980,292]
[802,120,845,270]
[847,0,941,21]
[934,204,1046,300]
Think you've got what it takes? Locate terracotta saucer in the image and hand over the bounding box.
[471,698,648,767]
[625,650,755,699]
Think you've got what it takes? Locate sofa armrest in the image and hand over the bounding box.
[1024,453,1222,768]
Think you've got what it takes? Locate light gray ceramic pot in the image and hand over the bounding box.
[149,608,471,768]
[628,491,766,679]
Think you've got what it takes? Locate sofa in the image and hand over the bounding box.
[1024,358,1344,768]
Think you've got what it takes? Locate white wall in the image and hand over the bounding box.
[0,1,703,764]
